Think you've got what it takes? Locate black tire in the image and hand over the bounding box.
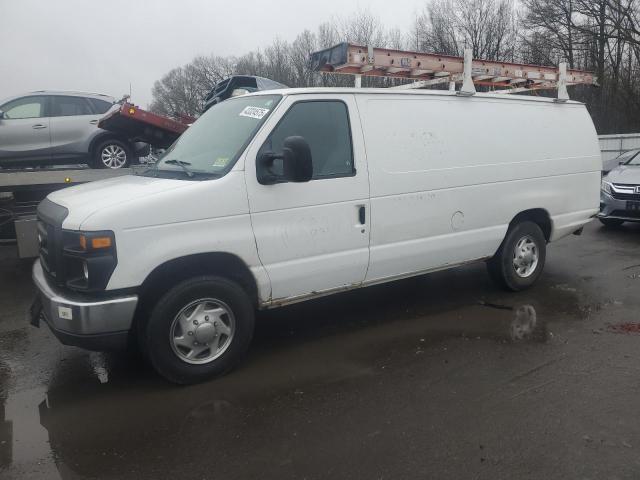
[92,139,132,169]
[599,218,624,228]
[487,221,547,292]
[141,276,254,384]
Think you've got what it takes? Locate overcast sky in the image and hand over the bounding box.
[1,0,423,108]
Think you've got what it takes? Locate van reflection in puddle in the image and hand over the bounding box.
[509,305,543,342]
[454,302,547,344]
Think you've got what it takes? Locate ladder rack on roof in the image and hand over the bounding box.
[310,42,597,100]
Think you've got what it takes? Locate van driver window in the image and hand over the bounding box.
[259,101,354,179]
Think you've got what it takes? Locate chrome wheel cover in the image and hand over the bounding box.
[169,298,236,365]
[512,235,539,278]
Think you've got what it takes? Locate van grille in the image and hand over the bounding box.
[36,199,69,287]
[37,220,54,277]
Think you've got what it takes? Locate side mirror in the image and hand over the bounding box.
[0,110,5,120]
[257,136,313,185]
[282,136,313,182]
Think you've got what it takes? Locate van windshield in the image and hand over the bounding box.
[153,94,281,177]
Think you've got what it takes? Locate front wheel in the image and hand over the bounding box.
[93,139,132,169]
[487,221,547,292]
[142,276,255,384]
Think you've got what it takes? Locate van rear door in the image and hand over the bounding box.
[244,94,370,302]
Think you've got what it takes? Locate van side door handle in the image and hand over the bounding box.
[32,124,47,129]
[89,119,99,125]
[358,205,366,225]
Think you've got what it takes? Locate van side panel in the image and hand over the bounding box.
[356,94,600,282]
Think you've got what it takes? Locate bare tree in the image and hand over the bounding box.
[454,0,518,60]
[337,9,387,46]
[412,0,459,55]
[190,55,236,91]
[149,66,203,116]
[521,0,577,67]
[412,0,517,60]
[289,30,320,87]
[317,21,340,49]
[387,28,407,50]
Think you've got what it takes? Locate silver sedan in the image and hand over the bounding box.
[599,150,640,226]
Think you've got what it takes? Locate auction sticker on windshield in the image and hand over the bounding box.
[239,106,270,119]
[213,157,229,167]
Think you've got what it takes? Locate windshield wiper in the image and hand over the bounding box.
[164,159,195,178]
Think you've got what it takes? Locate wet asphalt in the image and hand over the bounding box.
[0,221,639,479]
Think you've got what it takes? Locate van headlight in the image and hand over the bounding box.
[62,230,117,292]
[601,180,613,195]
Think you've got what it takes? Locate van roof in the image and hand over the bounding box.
[245,87,583,105]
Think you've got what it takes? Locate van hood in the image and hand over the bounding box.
[605,165,640,184]
[47,175,191,229]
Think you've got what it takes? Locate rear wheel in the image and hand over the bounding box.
[93,139,132,169]
[599,218,624,227]
[487,221,547,291]
[142,276,254,384]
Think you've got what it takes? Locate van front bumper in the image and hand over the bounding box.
[30,261,138,350]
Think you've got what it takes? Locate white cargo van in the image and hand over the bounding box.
[30,88,601,383]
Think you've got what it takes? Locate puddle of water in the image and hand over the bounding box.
[477,302,542,342]
[1,386,61,480]
[0,253,601,479]
[509,304,541,342]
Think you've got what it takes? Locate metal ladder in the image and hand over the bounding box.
[311,43,597,101]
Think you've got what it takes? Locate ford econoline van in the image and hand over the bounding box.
[29,88,601,383]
